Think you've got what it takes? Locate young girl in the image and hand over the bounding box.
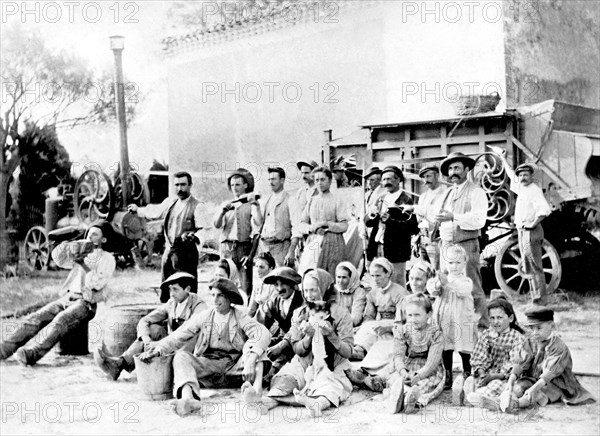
[426,245,477,392]
[474,307,596,411]
[407,261,435,295]
[463,297,524,407]
[387,293,446,414]
[334,261,367,327]
[248,252,276,319]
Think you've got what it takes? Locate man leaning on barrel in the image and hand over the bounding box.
[94,272,205,380]
[138,277,271,417]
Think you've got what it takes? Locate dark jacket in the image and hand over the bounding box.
[364,191,419,262]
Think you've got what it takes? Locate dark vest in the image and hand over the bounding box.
[163,196,201,245]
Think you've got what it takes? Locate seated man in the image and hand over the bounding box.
[0,221,116,366]
[138,277,271,417]
[260,267,305,381]
[94,272,205,380]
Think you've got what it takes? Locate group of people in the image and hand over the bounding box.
[0,151,595,418]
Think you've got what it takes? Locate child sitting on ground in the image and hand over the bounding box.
[345,293,445,415]
[407,261,435,295]
[472,307,596,411]
[426,245,478,395]
[463,297,524,407]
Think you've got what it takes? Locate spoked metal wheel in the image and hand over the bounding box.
[494,237,561,298]
[113,172,149,210]
[74,170,115,224]
[24,226,50,270]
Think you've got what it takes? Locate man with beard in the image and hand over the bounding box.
[364,166,419,286]
[403,165,447,269]
[498,150,552,305]
[435,152,489,328]
[129,171,206,302]
[257,167,294,267]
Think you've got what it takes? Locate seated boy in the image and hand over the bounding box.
[94,272,205,380]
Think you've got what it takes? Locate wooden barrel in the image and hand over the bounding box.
[103,304,159,356]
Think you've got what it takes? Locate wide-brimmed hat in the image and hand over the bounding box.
[515,162,538,175]
[524,307,554,326]
[160,272,196,293]
[440,152,476,176]
[263,267,302,286]
[209,277,244,306]
[296,160,319,171]
[382,165,404,182]
[227,168,255,193]
[418,165,440,178]
[363,166,382,179]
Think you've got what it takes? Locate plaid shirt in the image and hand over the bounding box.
[470,328,523,376]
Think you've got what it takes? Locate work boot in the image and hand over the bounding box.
[14,348,34,366]
[444,370,453,390]
[94,347,124,381]
[344,368,369,387]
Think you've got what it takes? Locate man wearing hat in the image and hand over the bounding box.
[138,277,271,416]
[289,159,319,267]
[214,168,263,297]
[94,272,205,380]
[1,220,116,365]
[364,166,385,207]
[129,171,206,302]
[436,152,489,328]
[256,167,294,267]
[499,151,552,305]
[403,165,447,269]
[364,165,419,286]
[260,267,305,380]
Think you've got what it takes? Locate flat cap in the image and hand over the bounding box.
[524,306,554,325]
[515,162,538,175]
[418,165,440,178]
[363,166,382,179]
[382,165,404,181]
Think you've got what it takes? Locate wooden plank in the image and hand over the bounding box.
[441,125,448,156]
[372,132,508,150]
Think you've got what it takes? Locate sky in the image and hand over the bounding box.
[1,1,174,174]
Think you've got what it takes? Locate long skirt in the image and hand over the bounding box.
[385,357,445,407]
[299,233,346,277]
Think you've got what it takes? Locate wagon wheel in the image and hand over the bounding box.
[114,172,149,210]
[24,226,49,270]
[74,170,115,224]
[472,152,505,184]
[494,237,561,298]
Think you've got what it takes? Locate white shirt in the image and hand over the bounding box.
[374,190,403,243]
[438,181,488,241]
[414,185,448,231]
[510,180,552,227]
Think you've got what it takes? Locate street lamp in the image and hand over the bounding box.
[110,35,130,209]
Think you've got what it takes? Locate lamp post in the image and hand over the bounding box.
[110,35,130,209]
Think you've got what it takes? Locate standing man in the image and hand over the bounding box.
[129,171,205,302]
[288,159,319,267]
[257,167,294,267]
[214,168,262,297]
[364,166,385,207]
[435,152,489,328]
[403,165,447,269]
[0,221,116,365]
[499,152,552,305]
[364,166,419,286]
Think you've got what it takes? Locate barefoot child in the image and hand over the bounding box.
[426,245,478,396]
[479,307,596,411]
[388,293,446,414]
[464,297,524,406]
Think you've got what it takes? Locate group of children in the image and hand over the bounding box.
[94,243,595,417]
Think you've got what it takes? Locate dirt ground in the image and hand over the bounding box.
[1,269,599,435]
